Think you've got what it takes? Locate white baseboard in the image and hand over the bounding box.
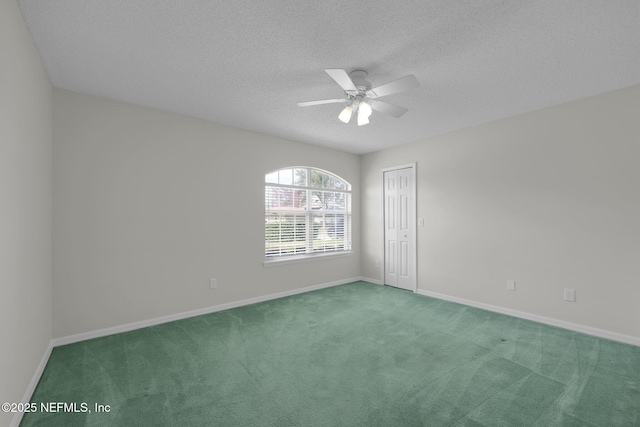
[52,277,362,347]
[416,289,640,347]
[10,341,53,427]
[359,276,383,285]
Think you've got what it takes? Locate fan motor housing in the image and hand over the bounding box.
[349,70,371,92]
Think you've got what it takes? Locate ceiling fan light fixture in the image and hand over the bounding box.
[338,104,353,123]
[357,113,369,126]
[357,115,369,126]
[357,101,372,126]
[358,100,372,118]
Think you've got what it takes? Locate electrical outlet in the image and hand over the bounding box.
[210,278,217,289]
[375,260,380,268]
[506,280,516,291]
[564,289,576,302]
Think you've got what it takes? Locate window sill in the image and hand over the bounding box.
[263,251,353,267]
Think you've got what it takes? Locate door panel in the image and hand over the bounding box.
[387,240,396,276]
[400,241,409,277]
[384,170,398,286]
[400,194,408,230]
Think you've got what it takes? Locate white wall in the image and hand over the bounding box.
[361,85,640,339]
[53,89,360,338]
[0,1,53,425]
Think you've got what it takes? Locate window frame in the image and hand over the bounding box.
[264,166,352,265]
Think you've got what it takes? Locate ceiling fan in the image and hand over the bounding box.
[298,69,419,126]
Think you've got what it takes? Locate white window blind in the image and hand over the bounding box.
[265,167,351,259]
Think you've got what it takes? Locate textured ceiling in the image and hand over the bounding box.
[19,0,640,154]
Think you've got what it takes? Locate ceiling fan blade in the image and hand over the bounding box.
[297,98,347,107]
[370,100,408,118]
[367,75,419,98]
[325,69,358,92]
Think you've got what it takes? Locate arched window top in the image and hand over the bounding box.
[265,167,351,191]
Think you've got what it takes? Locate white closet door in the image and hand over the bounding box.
[384,167,415,291]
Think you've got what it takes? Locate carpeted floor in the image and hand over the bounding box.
[21,281,640,426]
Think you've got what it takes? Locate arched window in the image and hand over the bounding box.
[265,167,351,260]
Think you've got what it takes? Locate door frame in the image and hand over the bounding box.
[380,163,417,293]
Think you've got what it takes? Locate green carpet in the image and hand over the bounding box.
[21,282,640,426]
